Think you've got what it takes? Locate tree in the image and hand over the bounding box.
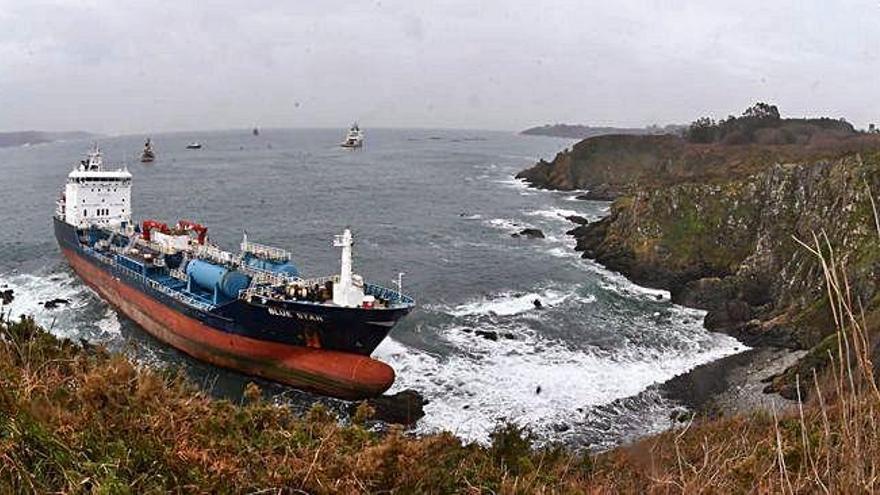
[742,102,780,120]
[686,116,717,143]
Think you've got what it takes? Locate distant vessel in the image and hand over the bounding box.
[140,138,155,163]
[252,127,259,136]
[54,145,414,399]
[340,123,364,148]
[186,142,202,150]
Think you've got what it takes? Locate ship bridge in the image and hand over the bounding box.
[58,144,132,229]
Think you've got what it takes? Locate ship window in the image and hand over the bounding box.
[84,209,87,216]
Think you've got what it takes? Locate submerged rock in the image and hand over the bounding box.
[475,330,499,341]
[511,228,545,239]
[0,289,13,305]
[565,215,589,225]
[43,298,69,309]
[361,389,427,425]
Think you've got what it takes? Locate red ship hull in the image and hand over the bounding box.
[61,247,396,400]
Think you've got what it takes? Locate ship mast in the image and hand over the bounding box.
[333,228,363,307]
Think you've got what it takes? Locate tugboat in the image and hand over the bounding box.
[140,138,155,163]
[53,145,414,399]
[186,142,202,150]
[340,123,364,148]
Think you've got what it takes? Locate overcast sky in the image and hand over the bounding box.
[0,1,877,134]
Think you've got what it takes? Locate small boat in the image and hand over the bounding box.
[140,138,155,163]
[340,123,364,148]
[252,127,260,136]
[186,142,202,150]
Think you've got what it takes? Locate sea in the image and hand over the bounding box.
[0,128,745,449]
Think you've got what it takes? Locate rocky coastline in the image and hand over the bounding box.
[520,127,880,413]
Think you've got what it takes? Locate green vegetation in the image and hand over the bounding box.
[686,102,856,145]
[517,104,880,196]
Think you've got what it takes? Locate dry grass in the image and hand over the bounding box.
[2,225,880,492]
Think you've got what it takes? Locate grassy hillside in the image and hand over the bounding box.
[516,105,880,198]
[1,282,879,494]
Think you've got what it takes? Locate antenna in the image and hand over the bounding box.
[394,272,405,294]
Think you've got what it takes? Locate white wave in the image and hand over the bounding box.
[483,217,529,234]
[494,176,530,190]
[525,207,582,222]
[0,272,90,337]
[584,263,671,301]
[546,246,580,259]
[376,320,743,444]
[96,307,122,338]
[435,285,591,318]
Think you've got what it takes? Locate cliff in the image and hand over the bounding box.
[516,130,878,199]
[567,150,880,396]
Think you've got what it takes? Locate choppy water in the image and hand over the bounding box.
[0,129,744,447]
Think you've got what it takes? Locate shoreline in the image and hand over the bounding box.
[660,346,806,417]
[558,212,802,418]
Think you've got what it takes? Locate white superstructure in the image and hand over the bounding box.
[57,144,132,229]
[332,228,366,307]
[340,123,364,148]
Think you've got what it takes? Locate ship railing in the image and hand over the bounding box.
[239,265,299,286]
[297,275,339,287]
[365,283,415,307]
[193,243,235,265]
[83,246,215,312]
[239,285,285,302]
[169,268,188,281]
[143,239,184,256]
[241,239,290,262]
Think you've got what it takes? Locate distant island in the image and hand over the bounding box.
[0,131,97,148]
[520,123,686,139]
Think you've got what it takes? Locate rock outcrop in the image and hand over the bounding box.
[361,389,427,425]
[516,132,880,198]
[512,228,545,239]
[566,152,880,396]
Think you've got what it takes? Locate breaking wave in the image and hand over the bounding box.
[437,287,591,317]
[377,317,741,444]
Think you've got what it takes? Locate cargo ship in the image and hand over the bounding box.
[54,145,414,399]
